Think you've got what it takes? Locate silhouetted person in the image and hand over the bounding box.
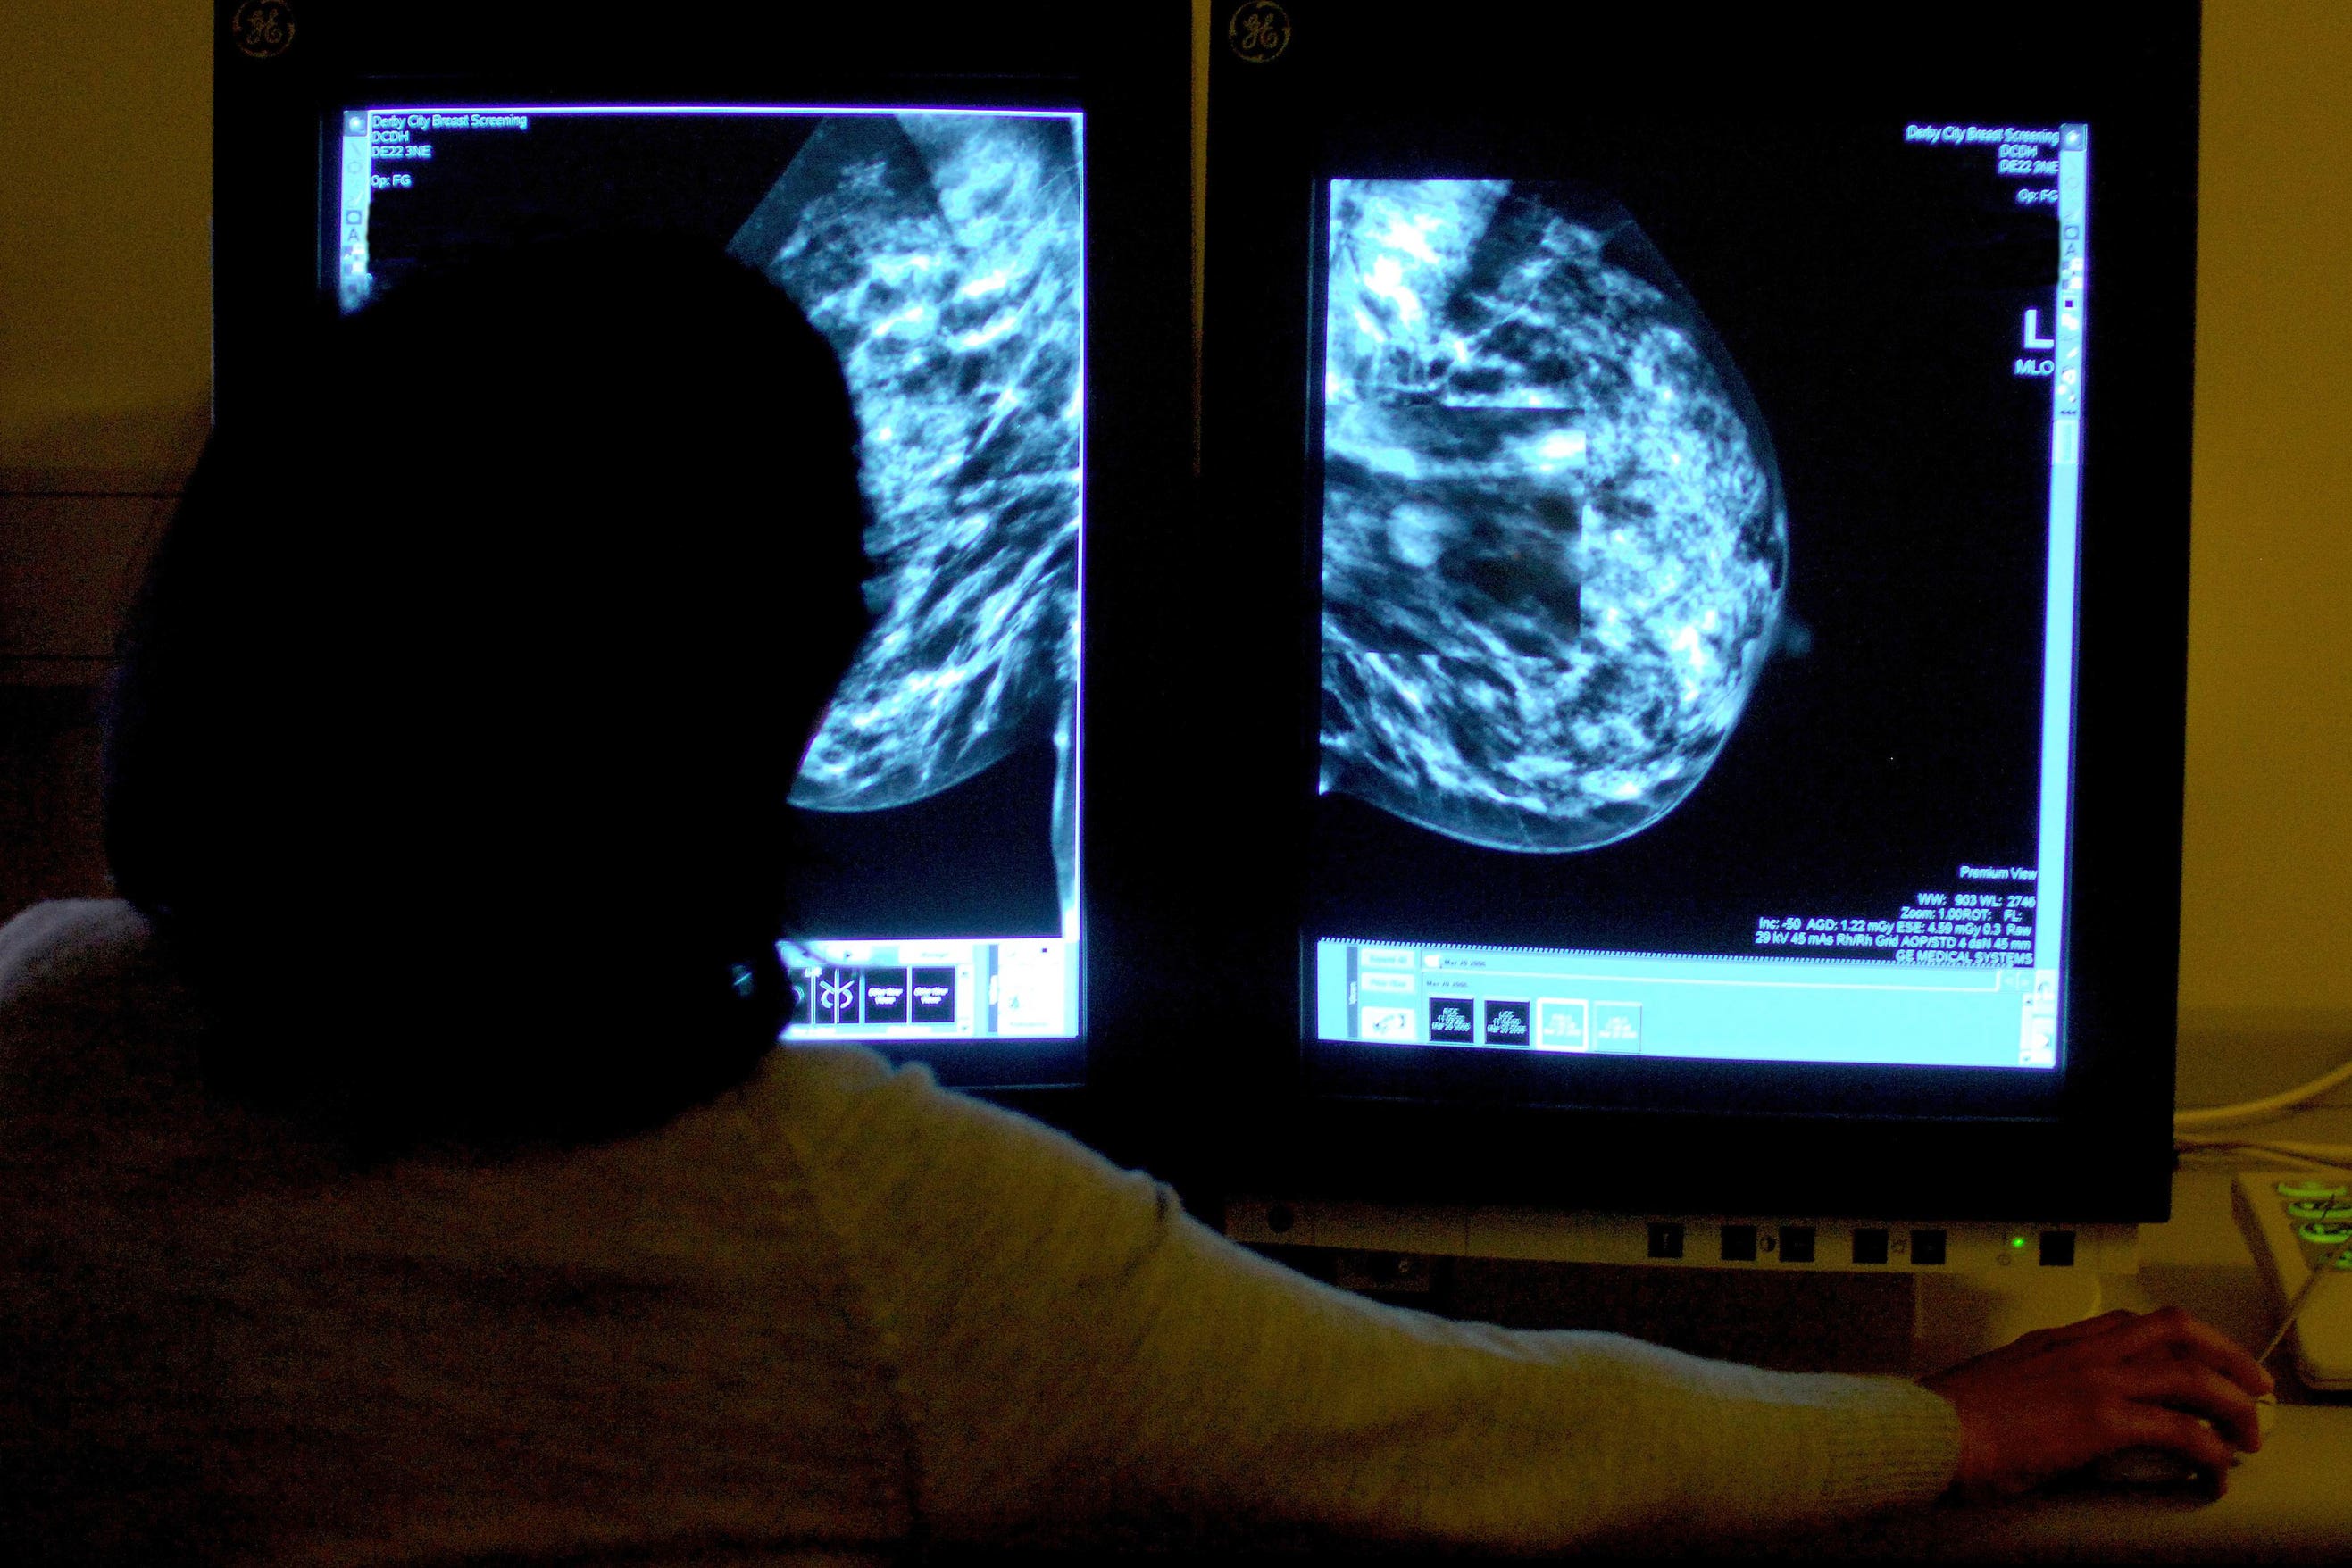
[104,235,870,1149]
[0,238,2270,1565]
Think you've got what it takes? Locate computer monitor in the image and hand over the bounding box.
[1196,2,2199,1225]
[213,3,1189,1091]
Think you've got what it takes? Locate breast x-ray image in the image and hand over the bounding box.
[341,105,1082,942]
[731,113,1082,927]
[1319,178,1787,854]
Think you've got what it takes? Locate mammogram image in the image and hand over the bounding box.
[1320,179,1787,852]
[731,114,1081,908]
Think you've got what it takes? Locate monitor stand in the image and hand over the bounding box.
[1228,1197,2130,1374]
[1913,1269,2108,1375]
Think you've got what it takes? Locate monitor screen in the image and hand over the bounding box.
[1305,121,2092,1085]
[335,104,1086,1061]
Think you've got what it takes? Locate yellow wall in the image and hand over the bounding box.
[4,3,2348,1030]
[0,0,211,489]
[2180,2,2352,1023]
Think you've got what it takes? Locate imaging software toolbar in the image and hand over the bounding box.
[780,938,1078,1043]
[1315,939,2061,1070]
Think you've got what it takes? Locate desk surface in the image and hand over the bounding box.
[1789,1107,2352,1561]
[1779,1409,2352,1562]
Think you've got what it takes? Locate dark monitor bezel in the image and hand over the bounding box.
[212,1,1193,1099]
[1193,1,2199,1222]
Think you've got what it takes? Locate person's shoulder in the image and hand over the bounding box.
[746,1042,1175,1261]
[748,1043,958,1152]
[0,898,216,1149]
[761,1040,900,1098]
[754,1043,1028,1148]
[0,899,161,1010]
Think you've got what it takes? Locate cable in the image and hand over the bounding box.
[2173,1055,2352,1132]
[2173,1134,2352,1171]
[2172,1135,2352,1364]
[2259,1235,2352,1364]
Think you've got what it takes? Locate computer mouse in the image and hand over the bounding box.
[2081,1392,2274,1489]
[2084,1447,2210,1489]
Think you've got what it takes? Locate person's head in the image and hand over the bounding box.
[105,234,872,1149]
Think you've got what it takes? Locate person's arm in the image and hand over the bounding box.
[780,1049,1958,1552]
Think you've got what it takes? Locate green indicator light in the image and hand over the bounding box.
[2011,1236,2029,1249]
[2279,1180,2348,1202]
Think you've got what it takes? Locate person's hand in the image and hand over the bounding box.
[1920,1306,2274,1498]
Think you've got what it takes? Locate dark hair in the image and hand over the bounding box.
[104,235,871,1150]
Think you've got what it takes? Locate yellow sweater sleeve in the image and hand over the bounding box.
[776,1047,1960,1553]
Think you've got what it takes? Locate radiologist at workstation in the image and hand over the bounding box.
[0,232,2293,1564]
[2,0,2351,1561]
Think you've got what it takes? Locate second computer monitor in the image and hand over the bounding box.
[1308,127,2087,1092]
[1197,2,2198,1218]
